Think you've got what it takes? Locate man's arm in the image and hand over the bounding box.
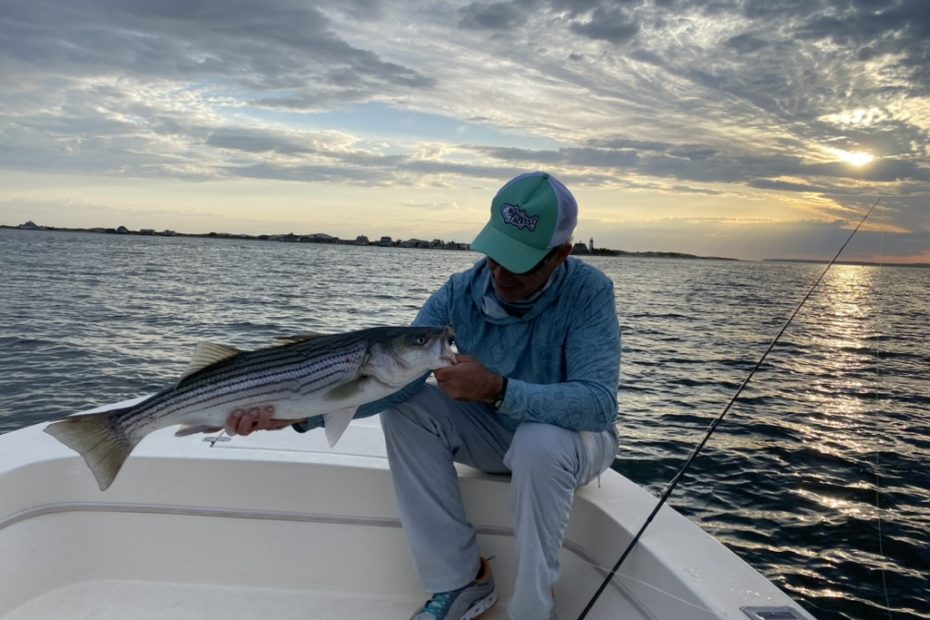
[436,277,619,432]
[504,280,619,431]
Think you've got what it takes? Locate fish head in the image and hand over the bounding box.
[364,326,456,387]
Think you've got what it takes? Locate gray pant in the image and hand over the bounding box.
[382,385,618,620]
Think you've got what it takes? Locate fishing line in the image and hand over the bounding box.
[874,448,892,620]
[569,555,717,617]
[577,198,881,619]
[872,225,893,619]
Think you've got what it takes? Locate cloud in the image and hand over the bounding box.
[569,5,640,44]
[205,127,315,156]
[0,0,928,259]
[0,1,432,106]
[458,2,525,30]
[723,32,770,54]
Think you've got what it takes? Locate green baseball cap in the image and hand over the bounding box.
[471,171,578,274]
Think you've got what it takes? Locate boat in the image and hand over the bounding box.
[0,397,815,619]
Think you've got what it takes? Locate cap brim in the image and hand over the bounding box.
[471,222,550,274]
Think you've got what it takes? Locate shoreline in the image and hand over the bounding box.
[761,257,930,269]
[0,223,739,262]
[9,223,928,267]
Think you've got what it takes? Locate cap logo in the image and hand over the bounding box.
[500,203,538,232]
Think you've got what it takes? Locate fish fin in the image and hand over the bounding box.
[180,342,242,380]
[174,424,223,437]
[323,407,357,447]
[323,376,369,401]
[274,332,325,346]
[323,376,377,400]
[44,411,142,491]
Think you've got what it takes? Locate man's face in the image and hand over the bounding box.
[486,245,570,303]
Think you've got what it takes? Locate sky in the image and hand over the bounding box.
[1,0,928,262]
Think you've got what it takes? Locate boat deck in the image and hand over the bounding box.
[3,582,427,620]
[3,565,651,620]
[1,501,654,620]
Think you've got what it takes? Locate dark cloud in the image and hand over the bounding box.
[749,179,822,193]
[468,146,564,164]
[0,0,433,104]
[328,0,387,21]
[740,0,825,20]
[670,184,724,195]
[767,0,930,95]
[569,5,640,44]
[468,145,639,168]
[206,128,313,155]
[724,33,770,54]
[628,49,664,65]
[588,137,669,152]
[458,2,525,30]
[229,162,384,184]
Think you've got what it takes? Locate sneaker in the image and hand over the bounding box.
[410,557,497,620]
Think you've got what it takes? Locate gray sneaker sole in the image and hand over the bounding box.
[462,593,497,620]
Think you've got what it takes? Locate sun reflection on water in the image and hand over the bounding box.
[795,265,880,420]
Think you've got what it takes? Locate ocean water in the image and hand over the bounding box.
[0,228,927,619]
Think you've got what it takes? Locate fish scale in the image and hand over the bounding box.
[121,339,368,436]
[44,325,456,490]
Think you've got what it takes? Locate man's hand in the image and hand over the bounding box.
[224,405,307,436]
[434,355,504,403]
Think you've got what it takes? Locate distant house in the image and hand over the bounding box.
[17,220,40,230]
[378,236,393,247]
[401,238,429,248]
[572,242,590,254]
[115,226,130,234]
[354,235,370,246]
[304,233,336,243]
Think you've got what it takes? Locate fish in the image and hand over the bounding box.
[44,325,456,491]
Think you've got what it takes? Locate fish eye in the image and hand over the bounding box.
[414,335,427,345]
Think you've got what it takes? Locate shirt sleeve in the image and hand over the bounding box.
[495,277,620,432]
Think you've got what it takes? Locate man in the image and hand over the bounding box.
[228,172,620,620]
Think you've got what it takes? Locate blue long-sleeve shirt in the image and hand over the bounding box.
[355,257,620,433]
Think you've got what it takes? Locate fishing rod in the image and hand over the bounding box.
[577,198,881,619]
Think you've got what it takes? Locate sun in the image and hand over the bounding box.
[832,149,875,167]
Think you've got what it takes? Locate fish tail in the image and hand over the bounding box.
[44,409,141,491]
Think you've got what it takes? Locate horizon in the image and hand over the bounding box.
[1,1,928,263]
[7,220,930,268]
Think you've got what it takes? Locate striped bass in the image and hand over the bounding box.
[44,325,456,491]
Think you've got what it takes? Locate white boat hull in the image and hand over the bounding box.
[0,401,814,619]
